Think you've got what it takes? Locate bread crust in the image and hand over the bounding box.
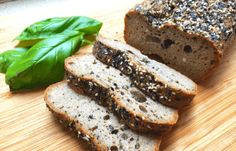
[44,81,161,151]
[93,36,197,108]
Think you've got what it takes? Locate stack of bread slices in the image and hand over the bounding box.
[44,36,197,151]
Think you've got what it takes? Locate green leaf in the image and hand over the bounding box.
[0,48,28,73]
[6,31,83,90]
[15,16,102,41]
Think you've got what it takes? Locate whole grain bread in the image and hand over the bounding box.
[65,54,178,132]
[45,81,161,151]
[124,0,236,82]
[93,36,197,108]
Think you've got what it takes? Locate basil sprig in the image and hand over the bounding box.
[6,31,83,90]
[0,16,102,90]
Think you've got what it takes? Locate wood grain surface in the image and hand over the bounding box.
[0,0,235,150]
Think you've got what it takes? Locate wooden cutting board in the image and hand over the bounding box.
[0,0,235,150]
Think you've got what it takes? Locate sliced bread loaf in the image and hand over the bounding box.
[65,54,178,132]
[45,81,161,151]
[93,36,197,108]
[124,0,236,81]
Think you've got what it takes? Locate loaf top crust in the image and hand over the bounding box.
[134,0,236,50]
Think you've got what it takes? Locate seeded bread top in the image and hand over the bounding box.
[45,82,161,151]
[96,36,197,95]
[134,0,236,50]
[65,54,178,124]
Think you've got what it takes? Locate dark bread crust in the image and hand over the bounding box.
[65,71,177,133]
[93,37,197,108]
[124,0,236,82]
[44,81,161,151]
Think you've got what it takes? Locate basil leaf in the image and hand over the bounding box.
[15,16,102,41]
[6,31,83,90]
[0,48,28,73]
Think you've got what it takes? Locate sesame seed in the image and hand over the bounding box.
[147,125,152,129]
[86,134,90,138]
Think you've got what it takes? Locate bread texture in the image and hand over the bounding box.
[65,54,178,133]
[124,0,236,82]
[44,81,161,151]
[93,36,197,108]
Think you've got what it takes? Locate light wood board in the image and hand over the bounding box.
[0,0,235,150]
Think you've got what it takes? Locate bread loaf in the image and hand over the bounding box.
[124,0,236,81]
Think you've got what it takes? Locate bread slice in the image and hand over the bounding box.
[65,54,178,132]
[124,0,236,82]
[45,81,161,151]
[93,36,197,108]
